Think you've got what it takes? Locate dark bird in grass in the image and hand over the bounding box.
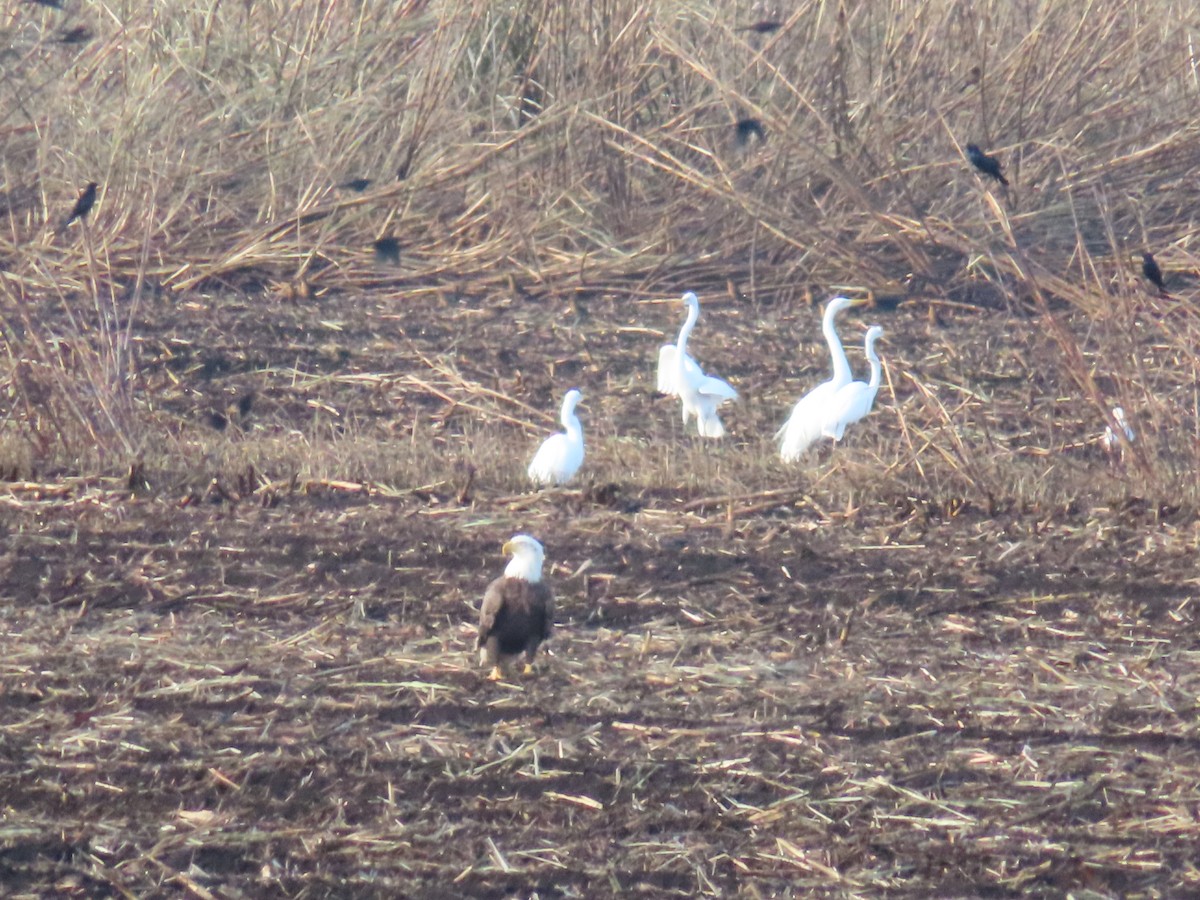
[236,391,255,418]
[1142,252,1167,294]
[477,535,553,681]
[58,181,97,232]
[210,393,254,432]
[373,237,401,266]
[735,118,766,146]
[27,0,65,9]
[738,20,783,34]
[57,25,92,44]
[338,178,372,192]
[966,144,1008,186]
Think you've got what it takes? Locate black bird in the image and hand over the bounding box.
[338,178,372,192]
[738,20,783,34]
[57,25,92,44]
[373,237,401,266]
[59,181,97,232]
[27,0,65,8]
[1142,252,1166,293]
[236,391,255,418]
[735,118,766,146]
[966,144,1008,186]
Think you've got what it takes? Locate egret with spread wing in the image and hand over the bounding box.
[657,292,737,438]
[777,296,867,462]
[528,389,584,487]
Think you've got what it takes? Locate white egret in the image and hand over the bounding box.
[527,389,584,486]
[1103,407,1135,453]
[777,296,867,462]
[658,292,738,438]
[478,534,553,680]
[656,292,703,395]
[824,326,885,441]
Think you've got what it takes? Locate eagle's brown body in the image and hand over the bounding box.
[477,575,553,677]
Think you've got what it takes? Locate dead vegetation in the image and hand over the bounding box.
[2,0,1200,897]
[3,289,1199,898]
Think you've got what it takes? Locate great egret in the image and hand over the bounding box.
[824,326,884,441]
[658,292,737,438]
[656,294,701,395]
[478,534,553,681]
[777,296,866,462]
[527,389,584,486]
[1103,407,1135,451]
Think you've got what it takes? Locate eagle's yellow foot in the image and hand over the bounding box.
[522,663,535,676]
[487,666,504,682]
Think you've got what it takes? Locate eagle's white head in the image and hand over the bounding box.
[503,534,545,583]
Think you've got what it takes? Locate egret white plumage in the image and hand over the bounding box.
[527,389,584,486]
[1103,407,1135,452]
[777,296,867,462]
[656,292,705,394]
[824,326,884,441]
[657,292,737,438]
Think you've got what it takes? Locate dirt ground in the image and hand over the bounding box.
[2,284,1199,899]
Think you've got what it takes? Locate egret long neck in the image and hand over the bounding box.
[561,398,582,441]
[824,307,852,385]
[865,337,882,389]
[676,302,699,357]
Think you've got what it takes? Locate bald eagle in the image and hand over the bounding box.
[477,535,554,681]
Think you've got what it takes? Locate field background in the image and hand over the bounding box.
[3,0,1200,897]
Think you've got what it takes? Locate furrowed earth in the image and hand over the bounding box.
[2,286,1198,898]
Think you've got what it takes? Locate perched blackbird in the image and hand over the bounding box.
[966,144,1008,186]
[57,25,92,44]
[738,21,783,34]
[1142,252,1166,293]
[735,118,766,146]
[237,391,255,418]
[59,181,97,232]
[373,237,401,266]
[338,178,372,192]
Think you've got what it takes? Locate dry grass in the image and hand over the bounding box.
[3,0,1199,474]
[2,0,1200,897]
[3,284,1199,896]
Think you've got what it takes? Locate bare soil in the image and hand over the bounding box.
[2,286,1198,898]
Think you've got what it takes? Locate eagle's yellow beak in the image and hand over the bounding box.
[502,540,514,556]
